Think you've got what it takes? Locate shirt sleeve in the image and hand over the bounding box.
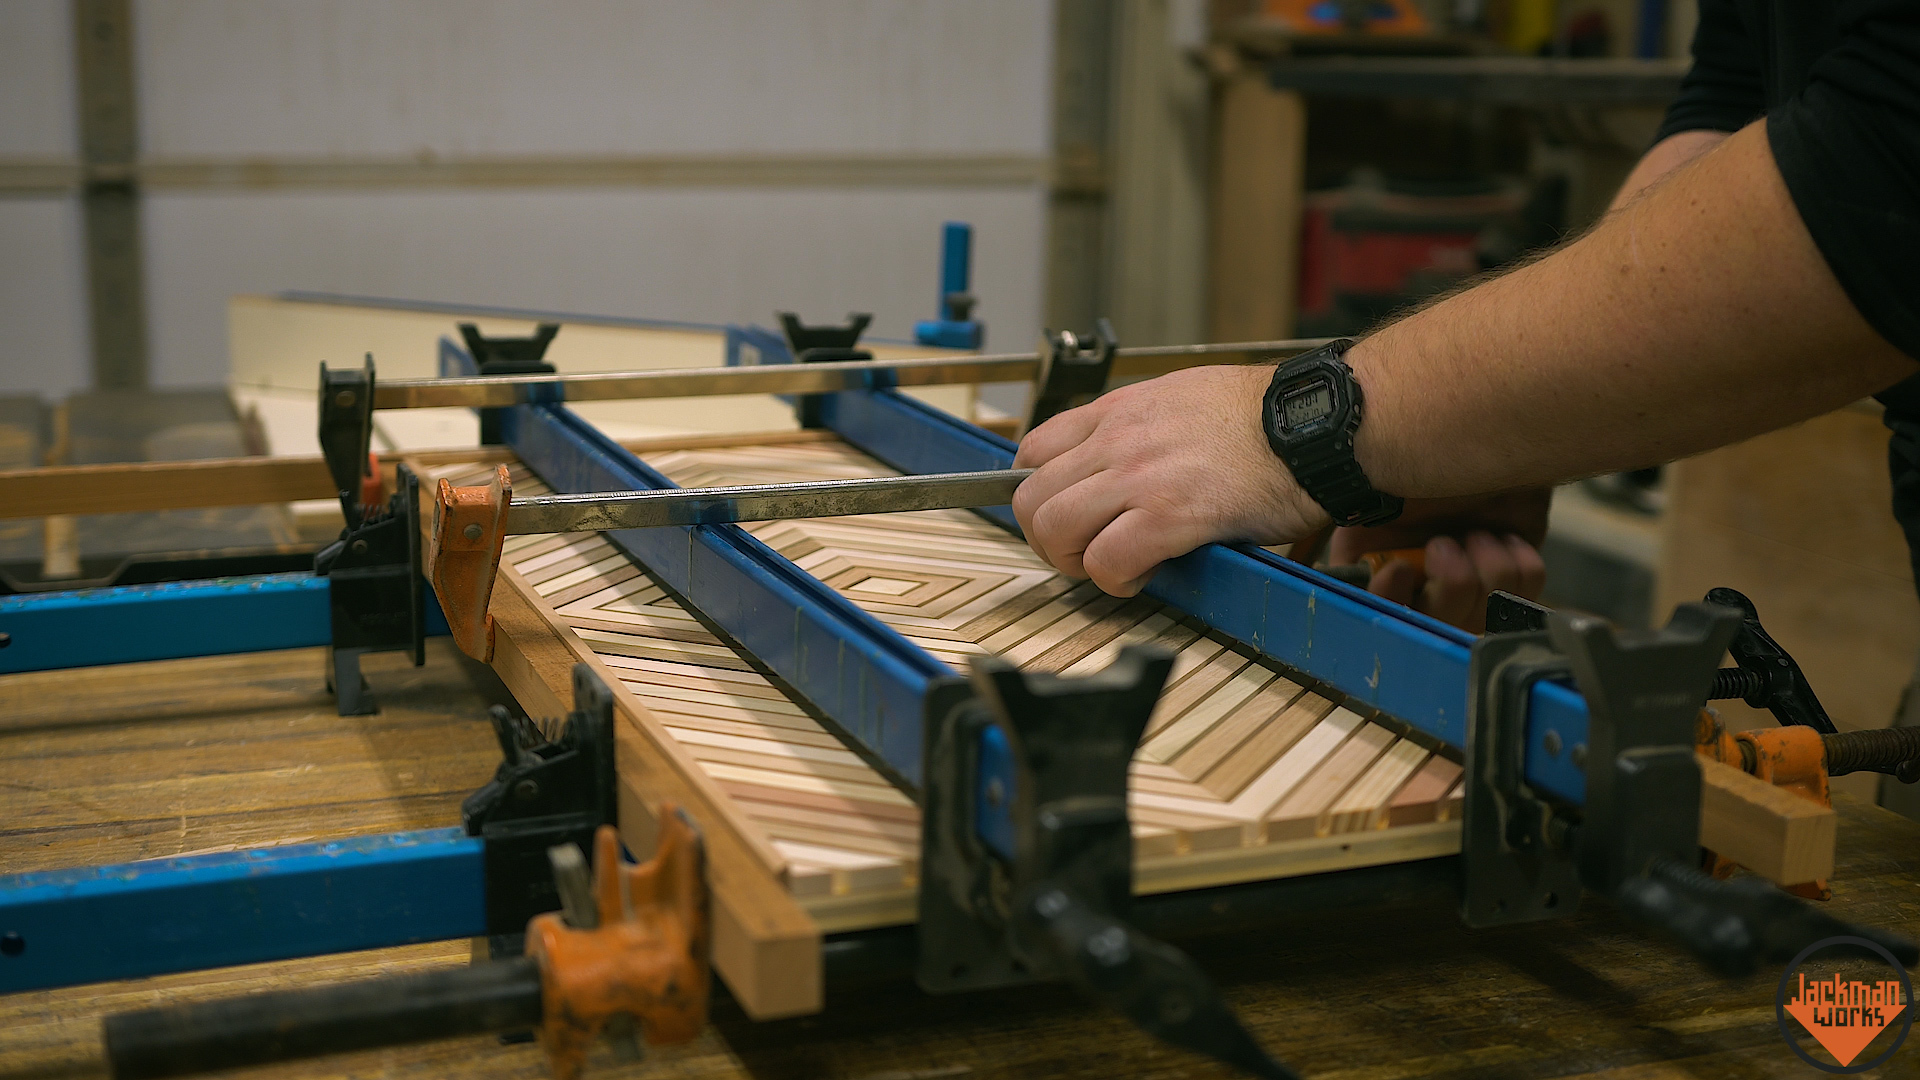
[1655,0,1766,140]
[1769,8,1920,361]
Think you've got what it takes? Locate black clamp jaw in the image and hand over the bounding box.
[1463,602,1916,975]
[778,312,873,429]
[459,322,559,445]
[315,356,425,717]
[918,645,1297,1080]
[463,663,618,956]
[1024,319,1117,434]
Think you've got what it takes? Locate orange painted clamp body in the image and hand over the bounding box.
[527,814,710,1080]
[430,464,511,662]
[1358,547,1426,577]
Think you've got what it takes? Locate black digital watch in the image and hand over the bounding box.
[1260,339,1403,528]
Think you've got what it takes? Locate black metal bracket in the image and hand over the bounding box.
[318,355,377,529]
[458,322,559,445]
[917,645,1296,1079]
[1555,606,1738,896]
[1702,587,1837,734]
[313,462,424,717]
[463,663,618,952]
[1025,319,1117,433]
[1484,589,1550,634]
[778,312,873,429]
[1459,630,1582,927]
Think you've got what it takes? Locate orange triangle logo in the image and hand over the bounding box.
[1783,972,1908,1066]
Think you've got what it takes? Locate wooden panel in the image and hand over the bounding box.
[1207,67,1305,342]
[415,436,1467,948]
[0,454,335,519]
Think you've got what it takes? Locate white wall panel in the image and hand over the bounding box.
[0,0,77,157]
[142,186,1045,387]
[0,197,91,398]
[137,0,1052,157]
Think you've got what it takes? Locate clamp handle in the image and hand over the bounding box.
[1616,856,1918,978]
[972,645,1298,1080]
[1016,888,1297,1080]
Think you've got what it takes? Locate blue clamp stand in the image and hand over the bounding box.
[913,222,984,350]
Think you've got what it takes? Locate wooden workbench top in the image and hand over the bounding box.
[4,644,1919,1079]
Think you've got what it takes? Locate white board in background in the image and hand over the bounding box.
[229,294,977,457]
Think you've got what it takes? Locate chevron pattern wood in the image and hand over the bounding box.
[418,437,1463,931]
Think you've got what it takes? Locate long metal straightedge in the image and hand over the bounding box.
[811,386,1593,806]
[377,338,1330,410]
[507,469,1033,534]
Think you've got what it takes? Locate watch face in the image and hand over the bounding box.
[1281,380,1336,431]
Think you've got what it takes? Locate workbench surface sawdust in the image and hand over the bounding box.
[417,439,1464,931]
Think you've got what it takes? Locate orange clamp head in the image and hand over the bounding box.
[431,465,510,662]
[1359,547,1427,578]
[526,812,710,1080]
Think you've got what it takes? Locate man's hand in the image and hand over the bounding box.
[1328,490,1549,631]
[1011,364,1330,596]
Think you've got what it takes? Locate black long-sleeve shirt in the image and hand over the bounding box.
[1657,1,1920,581]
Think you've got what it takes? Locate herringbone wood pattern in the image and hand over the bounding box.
[420,439,1462,925]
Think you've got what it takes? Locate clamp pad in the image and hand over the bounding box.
[432,465,511,662]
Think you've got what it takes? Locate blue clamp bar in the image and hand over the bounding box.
[491,392,968,793]
[0,573,451,675]
[914,222,984,350]
[0,828,485,993]
[0,574,330,674]
[814,386,1591,806]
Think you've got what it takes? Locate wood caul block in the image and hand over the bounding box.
[1697,756,1837,885]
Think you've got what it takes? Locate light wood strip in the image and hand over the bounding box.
[1324,738,1431,835]
[1387,756,1463,827]
[1265,719,1396,841]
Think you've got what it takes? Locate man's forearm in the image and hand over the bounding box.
[1350,120,1915,499]
[1610,129,1729,210]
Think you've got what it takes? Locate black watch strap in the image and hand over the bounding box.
[1262,342,1403,529]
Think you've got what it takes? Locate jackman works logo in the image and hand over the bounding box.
[1776,936,1913,1072]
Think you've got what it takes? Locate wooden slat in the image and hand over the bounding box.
[0,455,337,518]
[0,427,845,521]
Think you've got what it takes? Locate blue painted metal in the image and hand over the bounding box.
[0,828,485,993]
[914,222,984,350]
[815,387,1591,806]
[0,574,450,675]
[496,397,970,793]
[0,574,328,674]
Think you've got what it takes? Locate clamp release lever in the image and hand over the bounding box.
[918,645,1299,1080]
